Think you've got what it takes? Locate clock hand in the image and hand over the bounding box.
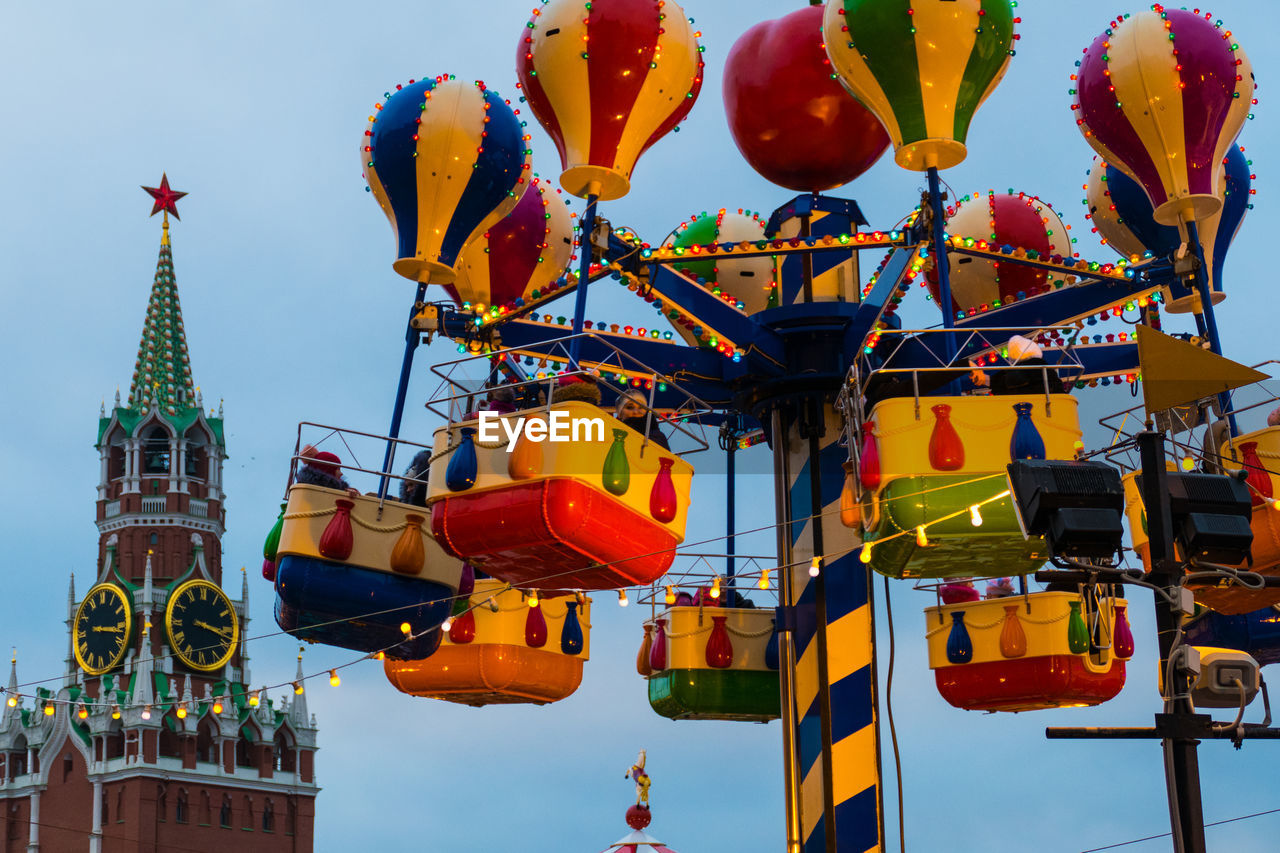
[91,626,122,633]
[193,620,232,638]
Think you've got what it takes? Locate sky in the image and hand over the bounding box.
[3,1,1280,851]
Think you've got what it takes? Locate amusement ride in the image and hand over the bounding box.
[237,1,1280,851]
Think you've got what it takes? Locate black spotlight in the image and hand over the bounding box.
[1007,460,1126,561]
[1138,471,1253,565]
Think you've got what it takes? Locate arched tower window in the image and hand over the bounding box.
[273,730,296,773]
[262,798,275,832]
[241,795,253,830]
[157,785,167,822]
[185,435,206,479]
[196,716,217,764]
[143,426,171,474]
[235,729,255,768]
[157,713,181,758]
[219,795,232,828]
[175,789,188,824]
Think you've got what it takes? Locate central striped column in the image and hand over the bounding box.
[782,405,881,853]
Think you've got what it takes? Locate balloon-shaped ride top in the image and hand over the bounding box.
[1074,7,1254,225]
[517,0,705,200]
[363,76,531,284]
[823,0,1017,171]
[1085,145,1253,311]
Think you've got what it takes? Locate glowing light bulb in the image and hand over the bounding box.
[293,682,304,696]
[860,542,873,564]
[758,569,770,590]
[5,696,15,708]
[618,589,629,607]
[1181,455,1195,471]
[249,691,260,708]
[176,705,187,720]
[527,591,539,608]
[664,585,676,605]
[212,699,223,714]
[43,704,54,717]
[77,705,88,720]
[328,670,340,687]
[400,621,412,635]
[710,577,721,599]
[916,526,929,548]
[111,704,121,720]
[441,617,453,632]
[141,705,152,720]
[970,505,983,527]
[809,557,822,578]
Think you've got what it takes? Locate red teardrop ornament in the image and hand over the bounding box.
[318,499,355,561]
[448,609,476,644]
[649,617,668,671]
[928,404,965,471]
[650,457,678,523]
[705,615,734,669]
[525,602,548,648]
[859,421,881,490]
[1240,441,1272,506]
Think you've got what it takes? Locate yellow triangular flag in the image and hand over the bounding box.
[1136,325,1268,416]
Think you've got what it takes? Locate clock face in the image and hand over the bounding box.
[165,579,239,672]
[74,584,132,676]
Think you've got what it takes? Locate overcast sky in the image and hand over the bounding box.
[3,2,1280,851]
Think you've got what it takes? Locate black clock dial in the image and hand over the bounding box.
[165,580,238,672]
[74,584,131,676]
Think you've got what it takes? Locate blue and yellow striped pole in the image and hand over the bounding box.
[774,404,881,853]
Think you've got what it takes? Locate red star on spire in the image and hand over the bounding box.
[141,173,187,220]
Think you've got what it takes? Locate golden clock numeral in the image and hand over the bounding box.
[199,587,207,601]
[174,631,186,645]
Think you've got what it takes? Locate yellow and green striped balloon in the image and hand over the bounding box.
[823,0,1017,171]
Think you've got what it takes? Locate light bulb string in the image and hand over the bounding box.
[12,469,1027,706]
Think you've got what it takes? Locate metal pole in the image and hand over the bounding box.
[568,190,600,366]
[771,408,803,853]
[1183,219,1238,437]
[378,282,427,500]
[1138,428,1208,853]
[726,437,737,602]
[800,206,815,305]
[806,410,838,853]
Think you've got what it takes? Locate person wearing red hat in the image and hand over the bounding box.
[296,444,360,497]
[550,372,603,405]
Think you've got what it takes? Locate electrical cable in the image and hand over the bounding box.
[882,575,906,853]
[1078,806,1280,852]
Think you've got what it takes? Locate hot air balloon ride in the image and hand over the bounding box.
[925,191,1078,321]
[363,75,532,286]
[446,174,577,313]
[925,590,1130,712]
[642,585,780,722]
[1086,146,1254,312]
[1184,604,1280,666]
[385,580,591,705]
[426,399,694,590]
[662,209,777,322]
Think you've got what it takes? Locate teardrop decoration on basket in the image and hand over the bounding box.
[525,599,548,648]
[261,558,276,583]
[636,623,654,676]
[840,461,861,528]
[999,604,1027,659]
[561,600,585,656]
[946,611,973,664]
[603,429,631,496]
[458,562,476,599]
[705,615,734,669]
[859,421,881,490]
[318,499,355,561]
[389,514,426,575]
[1010,402,1046,461]
[445,428,479,491]
[649,617,668,671]
[764,615,781,671]
[1239,441,1272,507]
[508,417,544,480]
[928,404,965,471]
[448,609,476,644]
[263,501,286,563]
[1067,600,1091,655]
[1113,604,1135,659]
[650,457,678,522]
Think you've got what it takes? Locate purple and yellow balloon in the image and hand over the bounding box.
[449,175,576,311]
[362,76,532,286]
[1073,7,1254,227]
[1086,145,1253,312]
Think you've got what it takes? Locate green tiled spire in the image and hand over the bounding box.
[127,220,195,416]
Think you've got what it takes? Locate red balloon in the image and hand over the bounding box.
[723,6,890,192]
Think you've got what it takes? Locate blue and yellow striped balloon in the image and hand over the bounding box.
[823,0,1017,171]
[363,76,532,284]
